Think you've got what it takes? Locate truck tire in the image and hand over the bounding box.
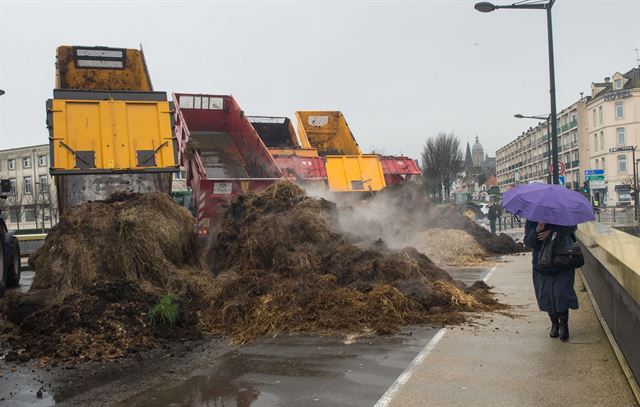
[0,242,6,298]
[461,205,481,222]
[6,237,20,288]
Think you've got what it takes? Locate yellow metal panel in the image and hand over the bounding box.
[50,98,176,172]
[325,155,386,192]
[295,111,362,156]
[268,147,319,158]
[56,46,151,91]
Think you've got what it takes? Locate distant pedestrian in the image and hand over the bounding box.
[524,221,579,341]
[487,203,500,235]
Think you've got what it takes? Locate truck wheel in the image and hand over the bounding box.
[0,243,6,298]
[7,237,20,287]
[461,205,480,221]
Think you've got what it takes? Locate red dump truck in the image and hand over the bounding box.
[379,156,421,186]
[173,93,283,236]
[248,116,326,184]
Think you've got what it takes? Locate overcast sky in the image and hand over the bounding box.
[1,0,639,159]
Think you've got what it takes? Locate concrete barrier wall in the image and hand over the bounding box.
[577,223,640,389]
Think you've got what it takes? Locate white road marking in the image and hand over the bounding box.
[483,266,498,283]
[373,328,447,407]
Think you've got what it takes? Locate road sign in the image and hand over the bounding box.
[584,169,604,176]
[590,180,606,190]
[558,175,565,186]
[586,175,605,181]
[609,146,636,152]
[550,161,566,175]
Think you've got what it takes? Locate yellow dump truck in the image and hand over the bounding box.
[295,111,385,192]
[46,46,178,213]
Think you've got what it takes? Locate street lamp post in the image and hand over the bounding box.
[476,0,560,185]
[514,114,552,184]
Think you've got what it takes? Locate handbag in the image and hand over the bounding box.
[538,231,585,270]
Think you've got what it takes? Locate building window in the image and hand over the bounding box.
[614,78,622,90]
[592,110,596,126]
[618,155,627,174]
[23,156,32,169]
[602,157,605,171]
[38,155,48,167]
[600,132,604,150]
[595,158,599,169]
[616,128,625,145]
[593,134,598,151]
[39,175,49,192]
[598,106,603,124]
[8,159,16,170]
[24,207,35,223]
[615,101,624,119]
[9,209,19,223]
[24,176,32,194]
[9,178,16,195]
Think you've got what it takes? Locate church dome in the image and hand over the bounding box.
[472,136,484,154]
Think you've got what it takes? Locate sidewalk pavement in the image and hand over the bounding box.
[387,255,637,407]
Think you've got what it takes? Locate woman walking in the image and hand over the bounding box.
[524,221,579,341]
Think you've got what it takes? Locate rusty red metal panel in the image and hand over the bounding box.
[173,93,283,235]
[194,178,277,236]
[379,156,421,176]
[272,155,327,181]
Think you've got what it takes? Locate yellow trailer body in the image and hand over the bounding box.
[56,46,152,91]
[48,91,177,174]
[295,111,361,155]
[295,110,386,192]
[325,155,386,192]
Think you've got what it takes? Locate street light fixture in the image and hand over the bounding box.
[475,0,559,185]
[474,2,497,13]
[515,113,552,184]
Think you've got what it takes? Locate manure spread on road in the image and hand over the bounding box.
[1,182,509,365]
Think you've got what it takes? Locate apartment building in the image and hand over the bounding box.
[586,68,640,206]
[0,144,57,230]
[496,98,587,191]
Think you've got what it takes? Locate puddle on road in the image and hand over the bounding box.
[126,373,277,407]
[119,331,439,407]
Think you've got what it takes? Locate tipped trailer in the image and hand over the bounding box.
[248,116,326,183]
[47,45,178,214]
[379,156,421,186]
[295,111,386,193]
[173,93,282,236]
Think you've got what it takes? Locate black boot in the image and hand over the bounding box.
[558,311,569,341]
[548,312,559,338]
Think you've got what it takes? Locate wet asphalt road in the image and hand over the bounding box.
[120,268,490,407]
[2,267,491,407]
[119,328,442,407]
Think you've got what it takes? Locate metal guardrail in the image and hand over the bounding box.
[15,233,47,256]
[595,207,638,227]
[497,215,523,231]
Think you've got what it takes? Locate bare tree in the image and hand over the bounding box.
[421,132,464,203]
[3,189,31,230]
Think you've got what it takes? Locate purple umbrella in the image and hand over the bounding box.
[502,183,595,226]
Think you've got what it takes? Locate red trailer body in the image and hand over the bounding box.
[379,156,421,186]
[173,93,282,235]
[271,155,327,181]
[248,116,327,183]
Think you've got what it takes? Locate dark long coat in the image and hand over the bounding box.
[524,220,579,313]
